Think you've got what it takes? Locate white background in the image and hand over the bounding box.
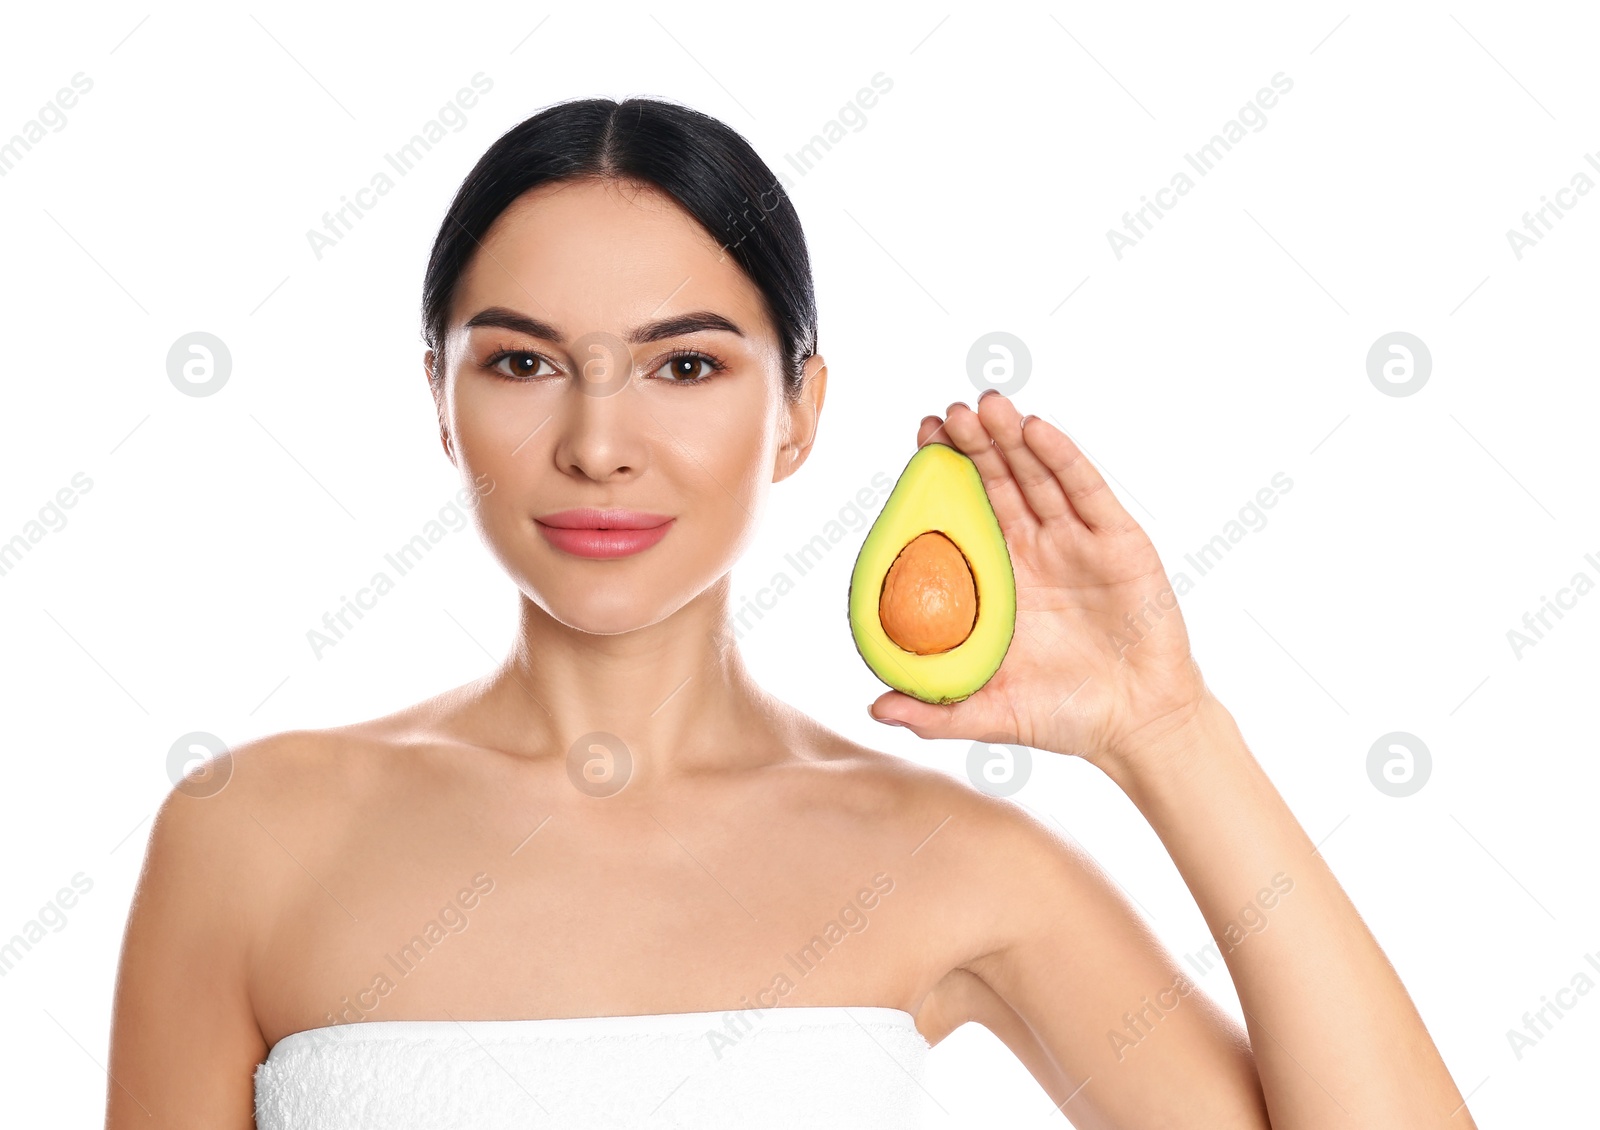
[1,1,1596,1125]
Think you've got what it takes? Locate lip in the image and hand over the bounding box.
[536,508,674,530]
[534,508,675,559]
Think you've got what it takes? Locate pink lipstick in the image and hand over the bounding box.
[534,508,675,559]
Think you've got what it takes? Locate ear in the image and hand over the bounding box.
[774,354,827,484]
[426,349,456,466]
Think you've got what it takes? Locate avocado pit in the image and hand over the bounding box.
[878,531,978,655]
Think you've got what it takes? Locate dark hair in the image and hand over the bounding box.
[421,97,818,401]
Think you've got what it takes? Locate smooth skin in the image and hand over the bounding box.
[105,177,1475,1129]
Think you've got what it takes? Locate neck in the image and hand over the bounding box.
[472,581,785,791]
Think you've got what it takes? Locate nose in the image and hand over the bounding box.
[551,374,647,482]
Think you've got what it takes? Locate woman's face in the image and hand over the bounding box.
[428,176,825,634]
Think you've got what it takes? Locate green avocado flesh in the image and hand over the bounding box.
[848,442,1017,704]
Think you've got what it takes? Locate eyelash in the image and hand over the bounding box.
[480,344,729,385]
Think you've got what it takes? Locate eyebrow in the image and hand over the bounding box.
[463,306,745,345]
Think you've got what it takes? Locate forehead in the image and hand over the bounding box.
[451,177,774,340]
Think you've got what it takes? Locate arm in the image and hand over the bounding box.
[941,802,1273,1126]
[871,393,1475,1128]
[105,772,269,1128]
[1099,690,1473,1127]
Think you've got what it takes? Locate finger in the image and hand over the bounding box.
[1021,414,1133,533]
[972,391,1077,526]
[917,415,944,447]
[869,691,958,738]
[925,407,1037,532]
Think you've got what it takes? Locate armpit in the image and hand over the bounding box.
[917,965,1082,1108]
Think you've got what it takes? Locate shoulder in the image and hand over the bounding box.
[810,737,1129,1049]
[108,723,411,1115]
[829,732,1157,967]
[143,723,398,904]
[816,730,1082,868]
[155,724,370,823]
[776,723,995,832]
[796,728,1098,944]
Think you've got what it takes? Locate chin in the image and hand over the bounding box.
[519,577,676,637]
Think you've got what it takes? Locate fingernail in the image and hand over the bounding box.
[874,716,908,728]
[978,388,999,401]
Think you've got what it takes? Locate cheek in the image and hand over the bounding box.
[452,381,549,465]
[687,418,765,482]
[650,380,777,481]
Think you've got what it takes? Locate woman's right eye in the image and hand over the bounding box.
[488,350,556,380]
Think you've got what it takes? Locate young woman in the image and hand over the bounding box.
[105,97,1475,1129]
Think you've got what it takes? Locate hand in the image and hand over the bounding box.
[867,391,1210,772]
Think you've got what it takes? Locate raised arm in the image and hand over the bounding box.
[868,392,1475,1128]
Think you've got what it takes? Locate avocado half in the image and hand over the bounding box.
[848,441,1017,704]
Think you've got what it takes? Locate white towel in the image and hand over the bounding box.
[254,1005,930,1129]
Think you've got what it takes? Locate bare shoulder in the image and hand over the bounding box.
[800,723,1089,898]
[149,728,339,866]
[137,730,356,941]
[106,725,389,1127]
[153,724,372,842]
[776,720,1006,844]
[813,732,1159,1069]
[138,718,416,942]
[791,723,1110,961]
[170,692,454,820]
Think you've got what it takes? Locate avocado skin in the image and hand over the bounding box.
[848,441,1017,704]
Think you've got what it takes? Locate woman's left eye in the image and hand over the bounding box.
[654,353,722,383]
